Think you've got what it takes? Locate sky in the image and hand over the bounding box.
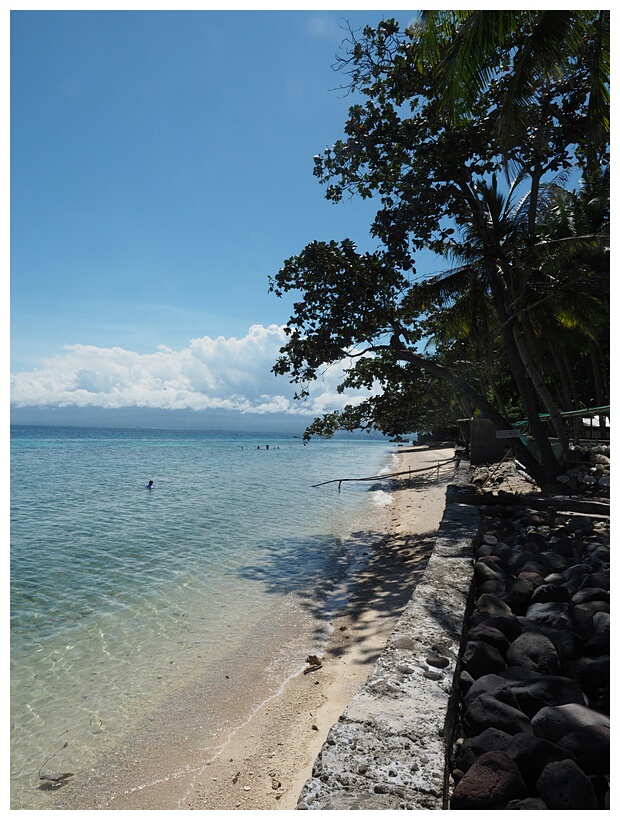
[9,4,432,432]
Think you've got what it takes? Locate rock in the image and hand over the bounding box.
[500,577,533,615]
[463,693,532,737]
[566,516,593,535]
[520,557,550,575]
[458,670,475,696]
[474,561,504,585]
[539,550,569,573]
[543,572,565,586]
[555,724,610,776]
[475,593,514,617]
[453,727,513,773]
[426,653,450,669]
[536,759,598,809]
[463,673,520,711]
[529,583,571,605]
[524,601,571,630]
[477,579,506,595]
[579,571,610,590]
[508,551,535,572]
[480,614,522,641]
[499,670,586,717]
[489,542,512,564]
[569,601,610,639]
[503,797,548,809]
[571,587,609,605]
[466,624,511,656]
[585,610,610,654]
[517,570,545,587]
[505,631,561,675]
[461,640,506,679]
[505,732,572,790]
[450,751,528,809]
[547,628,585,663]
[531,703,610,744]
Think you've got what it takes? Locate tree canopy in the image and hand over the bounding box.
[270,11,609,487]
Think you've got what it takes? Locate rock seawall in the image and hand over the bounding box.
[296,465,610,811]
[451,499,610,810]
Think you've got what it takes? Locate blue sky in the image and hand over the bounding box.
[9,6,426,430]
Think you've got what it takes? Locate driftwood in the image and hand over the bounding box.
[311,457,457,489]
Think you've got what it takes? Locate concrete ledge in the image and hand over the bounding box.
[297,502,479,810]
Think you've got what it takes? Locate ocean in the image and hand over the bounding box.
[10,424,397,809]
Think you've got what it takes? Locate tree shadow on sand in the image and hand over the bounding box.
[236,502,446,670]
[236,457,457,666]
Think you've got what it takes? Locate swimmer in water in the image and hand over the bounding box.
[146,480,154,490]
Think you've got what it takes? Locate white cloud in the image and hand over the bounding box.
[10,324,374,417]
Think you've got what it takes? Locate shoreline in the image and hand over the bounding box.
[52,445,456,811]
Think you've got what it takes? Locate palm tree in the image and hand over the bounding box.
[410,10,609,163]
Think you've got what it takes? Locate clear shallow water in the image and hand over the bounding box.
[10,425,394,809]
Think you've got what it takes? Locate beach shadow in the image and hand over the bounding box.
[236,523,440,666]
[236,455,457,664]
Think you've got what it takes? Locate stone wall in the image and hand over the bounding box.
[296,502,479,810]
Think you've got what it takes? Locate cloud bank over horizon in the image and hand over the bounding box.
[10,324,371,418]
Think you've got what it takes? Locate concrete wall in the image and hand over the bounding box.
[296,502,479,810]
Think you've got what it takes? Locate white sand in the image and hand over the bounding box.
[53,445,456,811]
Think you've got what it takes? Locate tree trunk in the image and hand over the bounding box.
[512,326,569,457]
[396,347,554,488]
[484,279,562,483]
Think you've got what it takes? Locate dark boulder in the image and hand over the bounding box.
[499,577,533,615]
[571,586,609,605]
[584,610,610,655]
[475,593,514,617]
[480,614,522,641]
[569,600,610,640]
[463,673,520,711]
[524,601,571,631]
[508,551,535,573]
[517,570,545,588]
[503,797,548,809]
[578,571,610,590]
[547,629,585,664]
[566,516,593,535]
[450,751,528,809]
[505,732,572,791]
[531,703,610,744]
[529,583,571,605]
[463,693,532,737]
[556,724,610,776]
[461,640,506,679]
[499,669,585,717]
[466,624,511,656]
[536,759,598,809]
[453,727,513,773]
[505,631,561,675]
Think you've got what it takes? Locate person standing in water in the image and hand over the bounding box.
[146,480,154,490]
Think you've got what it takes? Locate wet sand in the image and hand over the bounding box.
[52,445,456,811]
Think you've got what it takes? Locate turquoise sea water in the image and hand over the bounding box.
[10,425,395,809]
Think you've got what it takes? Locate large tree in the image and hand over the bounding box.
[270,14,609,488]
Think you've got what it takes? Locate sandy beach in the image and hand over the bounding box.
[185,445,457,811]
[52,445,456,811]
